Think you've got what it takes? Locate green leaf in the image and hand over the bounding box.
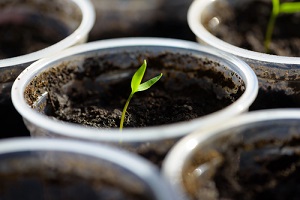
[137,73,163,92]
[280,2,300,13]
[120,59,163,131]
[264,0,300,53]
[131,60,147,93]
[272,0,280,15]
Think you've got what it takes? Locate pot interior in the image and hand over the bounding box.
[24,46,245,128]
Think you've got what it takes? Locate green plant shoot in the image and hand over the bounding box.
[264,0,300,53]
[119,60,163,131]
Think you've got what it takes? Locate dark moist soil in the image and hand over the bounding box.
[25,54,244,129]
[249,87,300,110]
[204,0,300,56]
[0,14,69,59]
[213,135,300,200]
[52,80,231,128]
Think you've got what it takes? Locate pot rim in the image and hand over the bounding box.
[0,138,175,200]
[188,0,300,64]
[0,0,95,68]
[11,37,258,142]
[162,108,300,191]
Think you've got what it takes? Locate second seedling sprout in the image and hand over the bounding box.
[264,0,300,53]
[120,60,163,131]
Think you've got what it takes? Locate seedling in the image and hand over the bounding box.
[120,60,163,131]
[264,0,300,53]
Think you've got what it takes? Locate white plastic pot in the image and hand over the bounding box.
[11,38,258,165]
[0,0,95,103]
[0,138,177,199]
[188,0,300,109]
[163,109,300,199]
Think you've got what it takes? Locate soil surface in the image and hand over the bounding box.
[249,87,300,110]
[0,14,69,59]
[51,78,233,128]
[204,0,300,56]
[25,54,244,129]
[213,135,300,200]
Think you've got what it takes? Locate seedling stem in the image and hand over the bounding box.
[120,60,162,131]
[264,0,300,53]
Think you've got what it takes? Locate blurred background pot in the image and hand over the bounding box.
[188,0,300,110]
[89,0,194,41]
[0,0,95,137]
[163,109,300,200]
[12,38,258,166]
[0,138,177,200]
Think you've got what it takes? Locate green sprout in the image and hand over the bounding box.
[264,0,300,53]
[119,60,163,131]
